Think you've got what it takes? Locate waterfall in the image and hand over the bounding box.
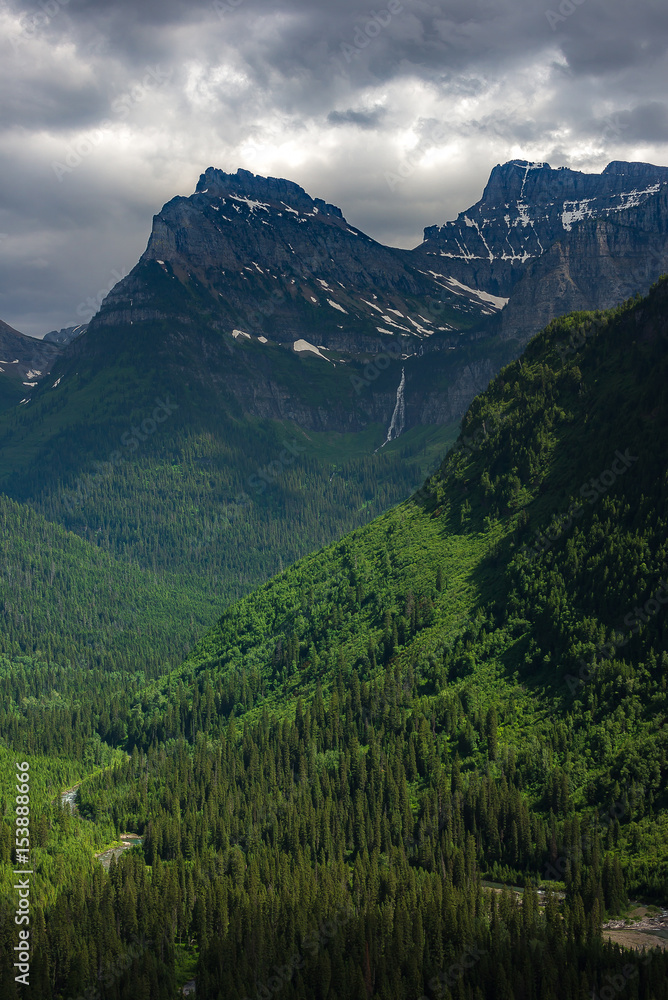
[382,367,406,447]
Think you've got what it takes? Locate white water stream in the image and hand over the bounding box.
[382,367,406,447]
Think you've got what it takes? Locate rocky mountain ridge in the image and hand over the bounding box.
[43,324,88,346]
[7,157,668,436]
[414,159,668,297]
[92,166,495,359]
[0,318,61,396]
[499,182,668,341]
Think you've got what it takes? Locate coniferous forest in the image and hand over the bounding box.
[2,280,668,998]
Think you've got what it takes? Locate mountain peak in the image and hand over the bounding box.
[418,157,668,296]
[194,166,344,219]
[495,158,551,173]
[480,159,552,203]
[602,159,667,177]
[93,162,491,359]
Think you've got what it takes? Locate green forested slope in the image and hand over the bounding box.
[133,279,668,894]
[2,282,668,999]
[0,417,456,758]
[0,316,462,684]
[0,492,227,757]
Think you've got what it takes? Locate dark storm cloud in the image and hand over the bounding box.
[5,0,668,80]
[327,107,386,129]
[0,0,667,335]
[626,102,668,143]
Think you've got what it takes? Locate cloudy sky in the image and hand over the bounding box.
[1,0,667,337]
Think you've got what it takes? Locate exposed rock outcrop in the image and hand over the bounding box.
[414,159,668,297]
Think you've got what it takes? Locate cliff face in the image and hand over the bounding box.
[94,166,493,354]
[499,184,668,343]
[413,159,668,297]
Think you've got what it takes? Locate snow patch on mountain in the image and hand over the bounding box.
[327,299,348,313]
[442,276,509,310]
[562,199,596,231]
[361,299,384,313]
[381,315,411,332]
[617,183,662,210]
[229,195,270,213]
[293,340,333,362]
[407,316,435,335]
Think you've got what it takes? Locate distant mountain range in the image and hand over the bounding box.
[92,165,491,357]
[0,157,666,643]
[2,159,668,1000]
[4,158,668,417]
[43,324,88,346]
[0,318,62,408]
[0,156,665,598]
[95,158,668,360]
